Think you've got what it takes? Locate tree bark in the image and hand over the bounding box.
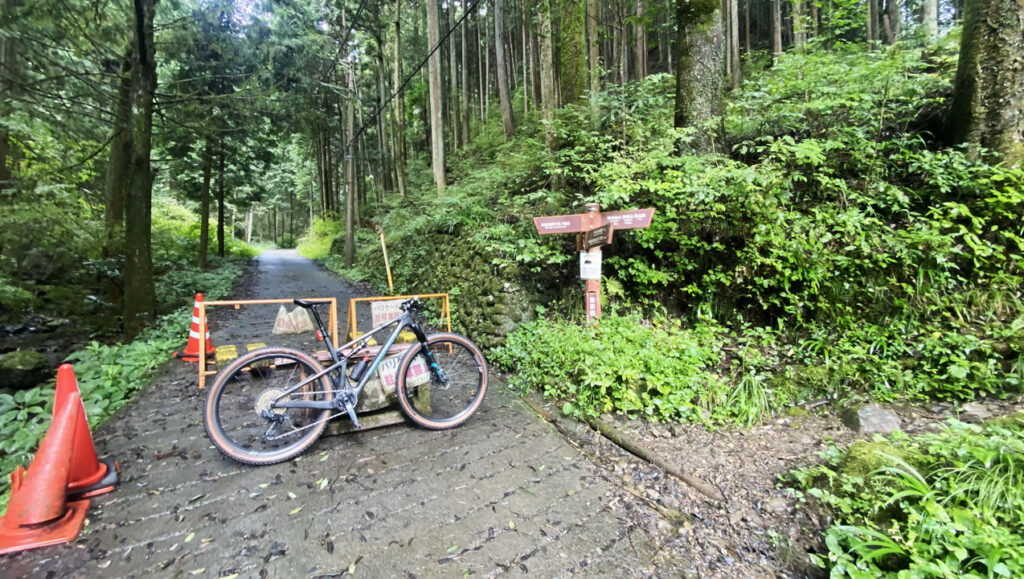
[394,4,408,198]
[448,3,461,148]
[587,0,601,125]
[883,0,901,44]
[730,0,741,89]
[793,0,806,46]
[104,52,132,264]
[673,0,723,152]
[868,0,879,46]
[123,0,157,339]
[771,0,782,58]
[522,0,530,115]
[560,0,587,102]
[921,0,938,39]
[426,0,446,190]
[538,0,556,151]
[199,136,212,269]
[345,66,357,267]
[948,0,1024,166]
[217,141,225,256]
[0,0,18,186]
[745,0,751,53]
[635,0,647,81]
[494,0,516,139]
[463,1,471,139]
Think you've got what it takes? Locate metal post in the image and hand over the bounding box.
[583,203,601,322]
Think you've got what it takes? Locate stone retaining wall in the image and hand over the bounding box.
[356,233,539,349]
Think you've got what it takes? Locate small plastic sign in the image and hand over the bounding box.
[580,250,602,280]
[376,353,429,389]
[370,299,404,327]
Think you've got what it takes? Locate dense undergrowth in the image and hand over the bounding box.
[0,197,255,507]
[318,35,1024,422]
[302,33,1024,576]
[788,415,1024,577]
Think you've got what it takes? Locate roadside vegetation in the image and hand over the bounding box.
[315,35,1024,577]
[0,201,255,507]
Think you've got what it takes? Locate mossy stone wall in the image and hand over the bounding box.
[358,233,539,350]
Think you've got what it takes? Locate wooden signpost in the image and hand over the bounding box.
[533,203,655,321]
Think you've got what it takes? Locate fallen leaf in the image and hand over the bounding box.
[97,561,111,569]
[289,506,303,515]
[287,491,297,500]
[508,521,515,530]
[185,532,195,543]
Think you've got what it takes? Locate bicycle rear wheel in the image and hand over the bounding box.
[204,347,333,465]
[395,333,488,429]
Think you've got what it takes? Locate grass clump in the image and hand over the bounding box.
[789,420,1024,577]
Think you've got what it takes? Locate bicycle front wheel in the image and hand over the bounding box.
[395,333,488,429]
[204,347,334,465]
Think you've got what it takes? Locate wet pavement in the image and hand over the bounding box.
[0,251,663,577]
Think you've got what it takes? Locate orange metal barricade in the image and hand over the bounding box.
[196,298,338,389]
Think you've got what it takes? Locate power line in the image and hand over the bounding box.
[340,0,484,158]
[320,0,371,84]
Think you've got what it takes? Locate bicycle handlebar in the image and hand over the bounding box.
[400,297,425,313]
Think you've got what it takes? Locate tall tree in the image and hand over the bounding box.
[345,65,356,267]
[635,0,647,80]
[673,0,723,152]
[921,0,938,39]
[538,0,556,150]
[103,52,132,267]
[729,0,741,89]
[426,0,446,190]
[948,0,1024,165]
[0,0,18,186]
[587,0,601,124]
[393,2,408,197]
[771,0,783,58]
[884,0,901,44]
[199,137,212,269]
[560,0,587,103]
[123,0,158,338]
[494,0,516,139]
[448,3,461,148]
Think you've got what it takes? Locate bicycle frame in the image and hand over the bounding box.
[271,303,437,423]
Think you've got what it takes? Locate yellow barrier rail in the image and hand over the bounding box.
[346,294,450,341]
[196,297,338,389]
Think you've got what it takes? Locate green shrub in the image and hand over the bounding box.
[789,420,1024,577]
[495,311,732,423]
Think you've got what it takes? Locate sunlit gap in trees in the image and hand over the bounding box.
[196,0,268,28]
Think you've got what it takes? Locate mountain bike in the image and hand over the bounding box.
[203,297,488,465]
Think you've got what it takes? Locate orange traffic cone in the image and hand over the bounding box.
[54,364,119,500]
[174,292,215,362]
[0,390,90,555]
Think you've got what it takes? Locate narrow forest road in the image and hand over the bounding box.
[0,250,697,578]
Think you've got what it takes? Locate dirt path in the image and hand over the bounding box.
[0,251,676,578]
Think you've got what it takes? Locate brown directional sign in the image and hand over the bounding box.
[601,208,655,230]
[532,204,654,322]
[533,214,584,235]
[584,224,614,249]
[535,208,654,235]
